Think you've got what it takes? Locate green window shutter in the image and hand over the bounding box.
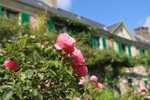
[144,80,148,87]
[128,78,132,86]
[0,5,4,16]
[118,42,122,53]
[138,48,141,55]
[102,34,106,48]
[20,12,30,25]
[47,18,55,31]
[148,89,150,96]
[118,43,126,53]
[128,45,131,56]
[138,48,144,55]
[91,36,99,49]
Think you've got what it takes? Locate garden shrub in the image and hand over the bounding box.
[0,15,83,100]
[0,16,18,45]
[91,88,115,100]
[0,13,149,100]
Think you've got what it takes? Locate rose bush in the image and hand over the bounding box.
[0,14,148,100]
[54,33,88,77]
[0,16,85,100]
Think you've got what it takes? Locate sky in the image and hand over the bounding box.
[52,0,150,31]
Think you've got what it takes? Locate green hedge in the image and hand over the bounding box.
[0,17,18,45]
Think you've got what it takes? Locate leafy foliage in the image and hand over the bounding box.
[0,13,149,100]
[0,15,83,100]
[0,17,18,45]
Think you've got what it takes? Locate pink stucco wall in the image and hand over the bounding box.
[131,46,137,57]
[106,38,113,49]
[30,16,36,30]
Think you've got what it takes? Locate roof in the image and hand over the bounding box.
[107,21,122,33]
[134,34,150,45]
[113,34,150,48]
[107,21,136,40]
[107,21,150,46]
[11,0,150,48]
[128,30,150,46]
[18,0,49,9]
[17,0,106,31]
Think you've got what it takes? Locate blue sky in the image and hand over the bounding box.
[56,0,150,31]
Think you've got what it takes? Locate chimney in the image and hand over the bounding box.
[49,0,57,7]
[43,0,57,7]
[134,26,150,40]
[134,26,149,35]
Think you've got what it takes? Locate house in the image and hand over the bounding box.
[107,21,135,56]
[107,21,133,40]
[0,0,149,57]
[0,0,106,31]
[94,21,150,57]
[134,26,150,42]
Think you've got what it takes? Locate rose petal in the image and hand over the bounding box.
[71,48,85,64]
[90,75,98,82]
[72,64,88,76]
[54,33,75,53]
[54,43,62,50]
[78,79,86,85]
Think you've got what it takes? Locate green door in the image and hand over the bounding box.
[20,12,30,25]
[47,18,55,31]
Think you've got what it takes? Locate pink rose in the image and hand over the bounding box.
[78,79,86,86]
[54,33,75,53]
[71,48,85,64]
[90,75,98,82]
[147,81,150,89]
[140,84,146,90]
[3,59,19,71]
[148,81,150,85]
[96,82,104,89]
[72,64,88,76]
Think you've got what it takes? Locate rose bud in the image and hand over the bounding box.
[90,75,98,82]
[3,59,20,71]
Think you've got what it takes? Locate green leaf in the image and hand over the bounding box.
[3,91,13,100]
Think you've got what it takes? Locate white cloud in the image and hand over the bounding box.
[143,16,150,32]
[144,17,150,26]
[57,0,72,10]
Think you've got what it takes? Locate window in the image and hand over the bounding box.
[102,34,106,49]
[121,43,126,52]
[0,5,4,16]
[138,48,145,55]
[6,9,19,18]
[0,5,18,18]
[91,36,99,49]
[127,46,132,56]
[20,12,30,25]
[99,33,107,49]
[47,18,55,31]
[118,42,126,53]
